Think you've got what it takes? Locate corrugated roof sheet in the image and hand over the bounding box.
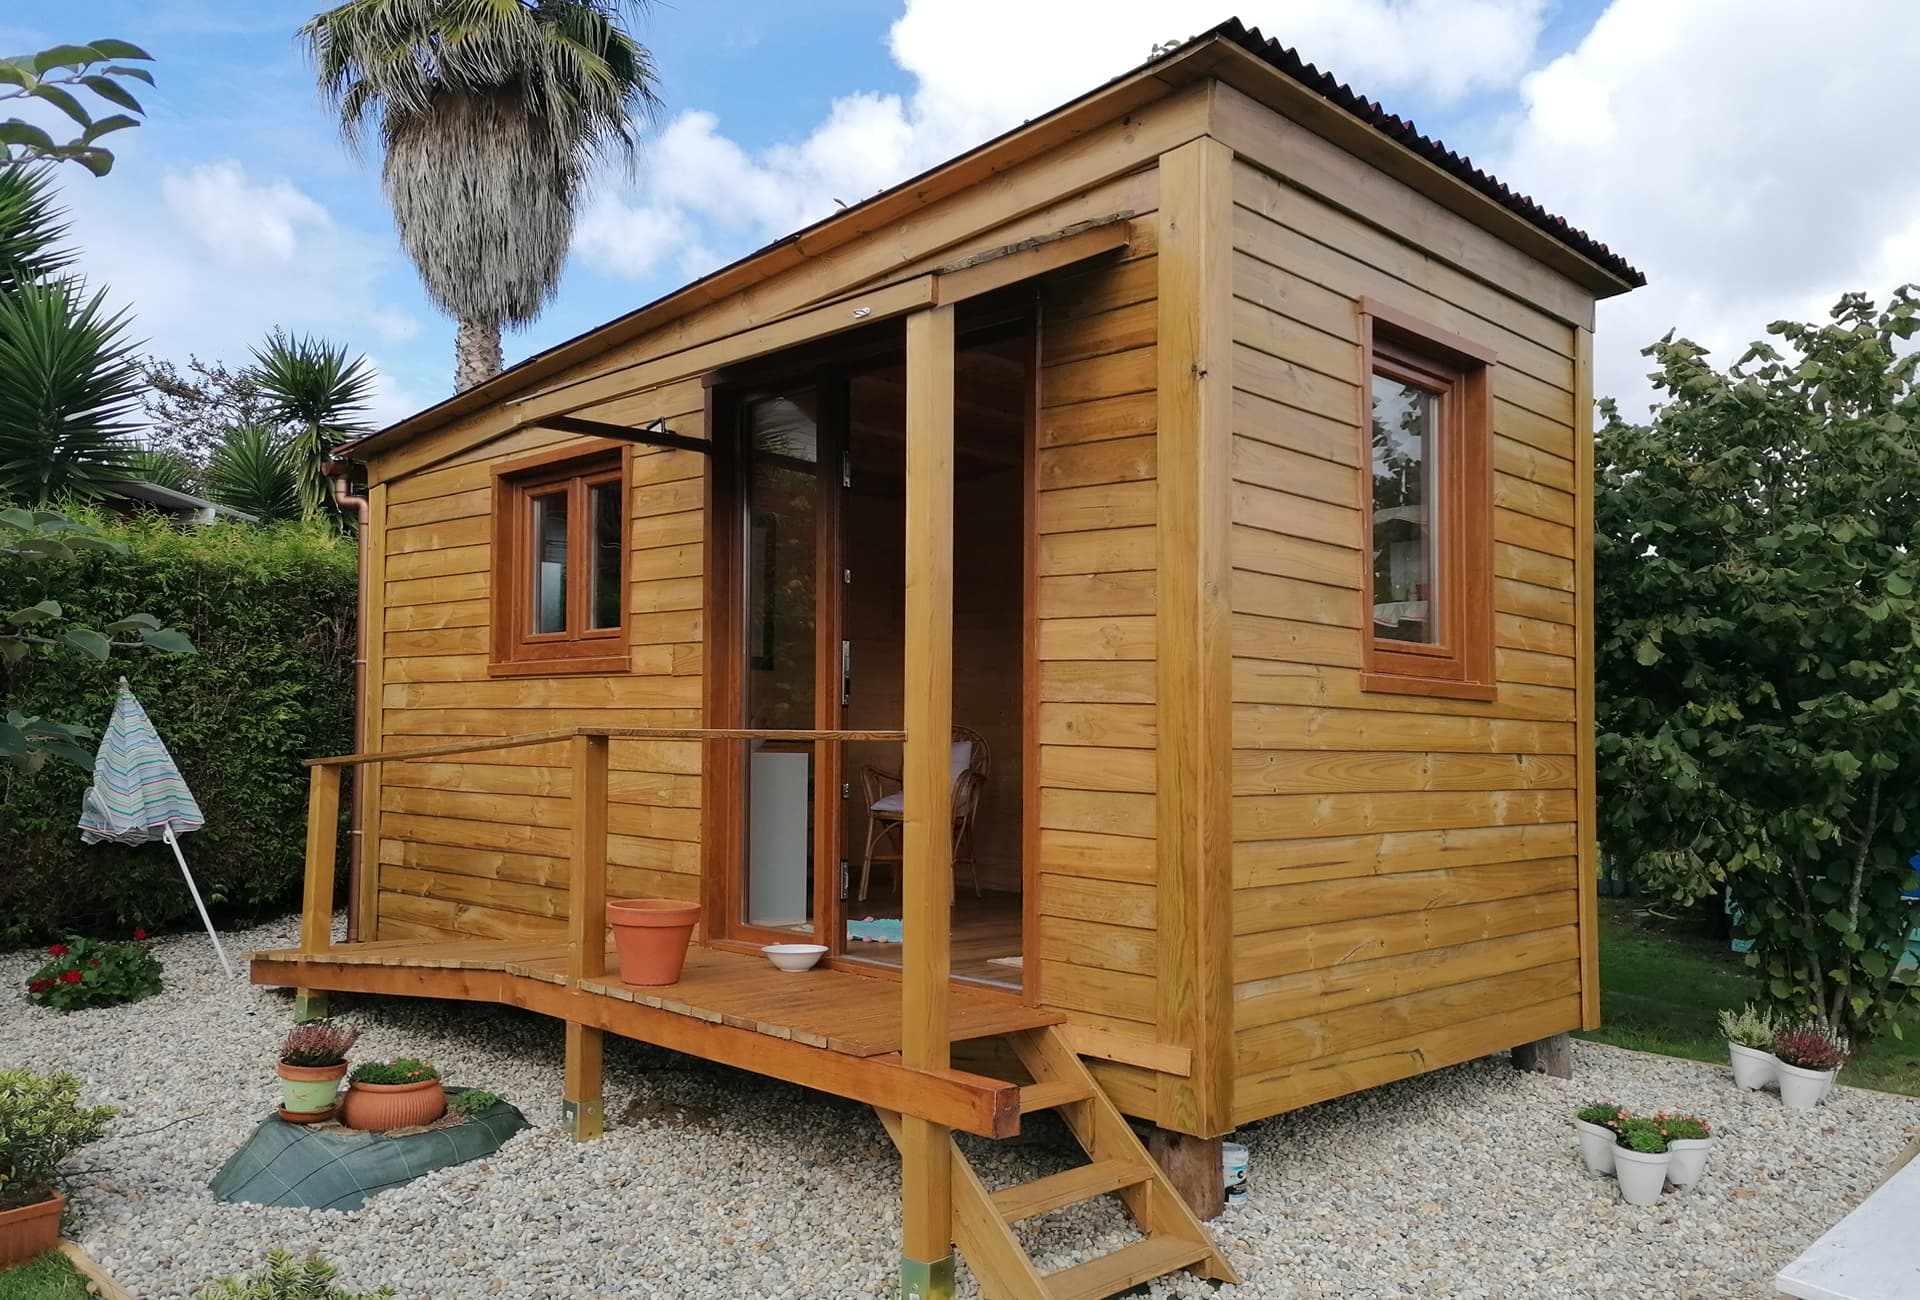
[1206,17,1643,286]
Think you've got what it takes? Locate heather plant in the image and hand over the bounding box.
[1717,1003,1779,1050]
[1775,1022,1851,1071]
[194,1250,395,1300]
[1617,1116,1671,1154]
[279,1021,359,1068]
[0,1069,116,1209]
[448,1089,501,1118]
[24,932,161,1010]
[347,1058,438,1086]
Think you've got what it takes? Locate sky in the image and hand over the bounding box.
[6,0,1918,428]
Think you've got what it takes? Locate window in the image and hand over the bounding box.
[1359,300,1495,699]
[490,443,630,676]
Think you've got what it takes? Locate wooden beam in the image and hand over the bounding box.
[930,218,1131,304]
[535,414,712,456]
[295,762,342,1021]
[901,302,957,1296]
[565,732,609,1140]
[1574,325,1601,1029]
[564,1019,605,1140]
[309,726,908,768]
[355,482,386,942]
[1153,136,1237,1140]
[1511,1032,1574,1079]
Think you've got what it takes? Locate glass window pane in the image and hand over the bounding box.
[589,480,622,630]
[1370,373,1439,645]
[531,491,568,634]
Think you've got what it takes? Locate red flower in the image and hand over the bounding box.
[133,929,147,941]
[59,970,82,984]
[88,957,100,967]
[48,944,68,956]
[28,979,50,993]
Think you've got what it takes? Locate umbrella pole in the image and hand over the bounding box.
[163,823,237,979]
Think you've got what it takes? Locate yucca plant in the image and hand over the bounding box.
[0,166,75,296]
[207,423,301,523]
[248,333,373,521]
[0,277,142,504]
[125,445,199,493]
[299,0,661,390]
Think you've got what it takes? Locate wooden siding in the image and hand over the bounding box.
[1225,153,1590,1126]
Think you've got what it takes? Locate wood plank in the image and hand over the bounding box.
[1047,1238,1213,1300]
[1233,822,1577,890]
[1235,856,1577,938]
[1574,325,1600,1029]
[992,1158,1149,1222]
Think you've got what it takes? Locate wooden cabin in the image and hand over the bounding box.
[253,19,1640,1299]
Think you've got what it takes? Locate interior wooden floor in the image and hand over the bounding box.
[250,935,1058,1136]
[845,889,1024,988]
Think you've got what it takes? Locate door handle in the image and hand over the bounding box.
[841,639,852,706]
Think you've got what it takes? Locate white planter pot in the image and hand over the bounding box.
[1776,1059,1838,1109]
[1612,1146,1671,1206]
[1666,1137,1713,1188]
[1728,1041,1776,1090]
[1573,1119,1618,1176]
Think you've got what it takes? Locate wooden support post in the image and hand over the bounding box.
[565,733,609,1140]
[1512,1033,1574,1079]
[1573,326,1602,1030]
[294,763,342,1021]
[899,303,957,1300]
[1147,1129,1226,1221]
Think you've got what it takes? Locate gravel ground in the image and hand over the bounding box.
[6,916,1919,1299]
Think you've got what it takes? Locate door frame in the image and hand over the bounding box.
[700,306,1040,1000]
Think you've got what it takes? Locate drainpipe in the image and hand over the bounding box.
[327,460,370,943]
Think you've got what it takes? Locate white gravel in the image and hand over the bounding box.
[6,916,1919,1299]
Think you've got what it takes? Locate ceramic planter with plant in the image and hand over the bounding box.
[1663,1114,1714,1189]
[1773,1022,1850,1109]
[1572,1101,1626,1176]
[0,1070,116,1267]
[1612,1117,1672,1206]
[277,1021,360,1122]
[606,898,701,985]
[1718,1003,1779,1090]
[341,1058,445,1133]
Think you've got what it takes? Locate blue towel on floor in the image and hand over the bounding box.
[847,917,904,943]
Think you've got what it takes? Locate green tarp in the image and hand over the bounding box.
[210,1089,529,1211]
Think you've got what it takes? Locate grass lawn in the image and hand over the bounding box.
[0,1251,92,1300]
[1576,897,1920,1096]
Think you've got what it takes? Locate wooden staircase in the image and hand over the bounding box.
[879,1025,1239,1300]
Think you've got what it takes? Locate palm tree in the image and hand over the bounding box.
[299,0,661,391]
[249,332,374,521]
[206,422,302,523]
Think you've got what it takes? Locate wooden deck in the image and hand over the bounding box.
[249,938,1061,1137]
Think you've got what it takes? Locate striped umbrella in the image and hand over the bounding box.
[78,679,234,977]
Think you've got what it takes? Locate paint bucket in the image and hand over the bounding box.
[1222,1141,1249,1205]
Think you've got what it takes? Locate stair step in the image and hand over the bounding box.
[1019,1078,1093,1113]
[991,1158,1149,1223]
[1044,1236,1213,1300]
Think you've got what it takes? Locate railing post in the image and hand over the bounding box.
[565,732,609,1140]
[295,762,342,1022]
[900,303,956,1300]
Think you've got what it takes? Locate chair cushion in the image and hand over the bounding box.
[868,741,975,815]
[870,790,905,814]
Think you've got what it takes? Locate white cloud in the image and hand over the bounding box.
[161,161,332,263]
[577,0,1549,281]
[1496,0,1920,415]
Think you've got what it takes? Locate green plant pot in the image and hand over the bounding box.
[277,1061,347,1117]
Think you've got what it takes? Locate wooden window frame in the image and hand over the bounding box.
[489,439,633,678]
[1357,299,1496,701]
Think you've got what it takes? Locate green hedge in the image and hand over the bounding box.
[0,514,355,942]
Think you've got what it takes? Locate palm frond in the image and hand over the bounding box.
[248,331,374,520]
[0,165,75,296]
[0,278,142,504]
[206,422,301,523]
[125,446,199,493]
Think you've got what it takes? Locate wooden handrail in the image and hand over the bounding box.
[306,725,908,767]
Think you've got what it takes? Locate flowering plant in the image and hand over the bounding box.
[348,1058,439,1086]
[1665,1114,1711,1141]
[280,1021,361,1069]
[1774,1022,1851,1072]
[1616,1115,1671,1154]
[1575,1101,1627,1129]
[25,934,162,1011]
[1717,1003,1778,1050]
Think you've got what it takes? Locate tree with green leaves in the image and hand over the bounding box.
[299,0,660,390]
[1596,287,1920,1040]
[0,39,154,175]
[140,354,276,466]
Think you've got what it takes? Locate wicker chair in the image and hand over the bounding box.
[857,725,989,902]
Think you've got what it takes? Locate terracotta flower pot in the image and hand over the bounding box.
[607,898,701,986]
[277,1060,348,1118]
[340,1078,446,1133]
[0,1188,63,1269]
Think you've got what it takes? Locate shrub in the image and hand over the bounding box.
[1717,1003,1778,1050]
[1575,1101,1626,1128]
[24,933,161,1010]
[1775,1022,1851,1071]
[1617,1116,1670,1154]
[0,512,354,941]
[0,1070,116,1209]
[279,1021,359,1069]
[448,1088,500,1118]
[347,1058,437,1086]
[194,1250,395,1300]
[1665,1114,1711,1141]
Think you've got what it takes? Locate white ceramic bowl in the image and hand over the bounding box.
[762,943,828,973]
